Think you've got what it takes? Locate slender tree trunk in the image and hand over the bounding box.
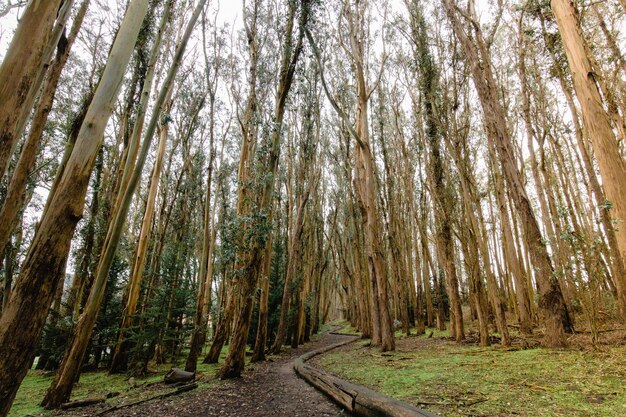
[220,0,311,378]
[271,189,310,353]
[550,0,626,318]
[0,0,89,265]
[252,236,273,362]
[0,2,151,414]
[41,1,204,407]
[444,0,571,347]
[110,104,171,373]
[0,0,66,179]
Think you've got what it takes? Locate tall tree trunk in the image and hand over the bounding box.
[0,0,67,179]
[271,187,310,353]
[220,0,311,378]
[41,0,204,407]
[550,0,626,318]
[407,0,463,341]
[305,0,395,351]
[0,1,151,414]
[185,131,219,371]
[110,101,172,373]
[251,235,273,362]
[0,0,89,265]
[444,0,572,347]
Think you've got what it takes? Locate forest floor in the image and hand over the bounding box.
[14,321,626,417]
[313,321,626,417]
[11,329,353,417]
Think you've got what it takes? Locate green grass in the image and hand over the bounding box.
[9,369,165,417]
[9,347,229,417]
[330,319,361,335]
[317,333,626,417]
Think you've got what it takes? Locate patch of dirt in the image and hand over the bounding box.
[63,333,353,417]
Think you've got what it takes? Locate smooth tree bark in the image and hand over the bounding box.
[271,169,312,353]
[251,234,273,362]
[0,1,151,414]
[219,0,311,378]
[0,0,69,179]
[41,0,205,407]
[305,0,395,352]
[109,99,172,373]
[0,0,90,271]
[185,15,225,371]
[539,13,626,316]
[444,0,572,347]
[550,0,626,317]
[208,0,262,373]
[107,4,174,373]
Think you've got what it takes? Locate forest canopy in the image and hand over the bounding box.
[0,0,625,415]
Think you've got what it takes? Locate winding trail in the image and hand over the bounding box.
[104,331,356,416]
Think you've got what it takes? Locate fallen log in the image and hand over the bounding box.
[294,335,439,417]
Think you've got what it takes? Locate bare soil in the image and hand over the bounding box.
[95,332,353,417]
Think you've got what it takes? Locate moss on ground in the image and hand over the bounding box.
[317,329,626,417]
[9,348,227,417]
[330,319,361,335]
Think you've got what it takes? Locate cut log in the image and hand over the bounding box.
[294,334,439,417]
[164,368,195,384]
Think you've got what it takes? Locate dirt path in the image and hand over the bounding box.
[103,332,355,417]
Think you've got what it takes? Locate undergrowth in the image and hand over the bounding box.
[9,348,227,417]
[317,324,626,417]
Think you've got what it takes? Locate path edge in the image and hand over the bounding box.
[294,332,440,417]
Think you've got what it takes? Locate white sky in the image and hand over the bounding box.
[0,0,241,57]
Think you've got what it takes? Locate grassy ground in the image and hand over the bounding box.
[9,350,227,417]
[330,319,361,335]
[316,324,626,417]
[11,326,332,417]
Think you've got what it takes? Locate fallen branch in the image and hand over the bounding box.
[462,398,489,407]
[94,382,198,416]
[415,400,450,406]
[59,398,105,410]
[576,328,626,334]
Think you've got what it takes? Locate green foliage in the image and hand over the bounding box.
[600,200,614,210]
[34,308,73,371]
[247,202,288,346]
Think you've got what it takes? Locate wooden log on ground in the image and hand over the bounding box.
[294,334,439,417]
[164,368,195,384]
[59,397,105,409]
[94,383,198,416]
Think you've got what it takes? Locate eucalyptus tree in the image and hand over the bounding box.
[220,0,312,378]
[0,0,90,285]
[405,0,465,342]
[42,0,207,407]
[443,0,572,347]
[0,0,152,413]
[550,0,626,317]
[185,10,229,372]
[0,0,68,180]
[202,0,265,368]
[271,72,320,352]
[306,0,395,351]
[107,1,176,373]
